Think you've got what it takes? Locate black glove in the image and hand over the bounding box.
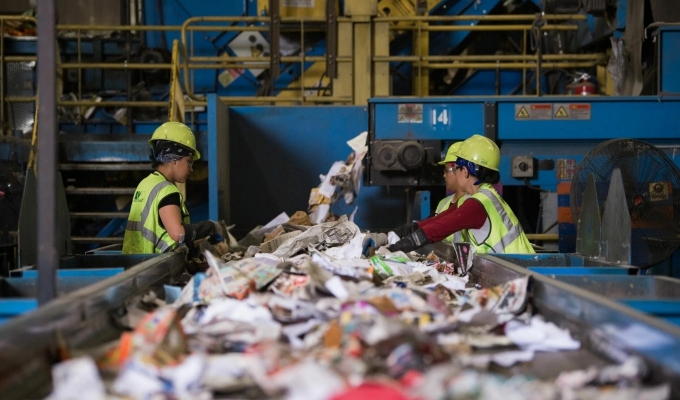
[181,220,218,244]
[186,240,200,259]
[387,227,430,253]
[391,222,420,239]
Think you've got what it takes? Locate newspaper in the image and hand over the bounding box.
[271,215,360,258]
[261,230,302,253]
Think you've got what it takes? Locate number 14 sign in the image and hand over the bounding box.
[431,107,451,129]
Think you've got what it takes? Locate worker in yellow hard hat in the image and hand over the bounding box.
[389,134,534,254]
[122,122,222,254]
[434,142,469,243]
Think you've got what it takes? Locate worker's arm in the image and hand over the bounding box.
[159,204,186,243]
[418,199,459,229]
[388,200,487,252]
[158,196,222,244]
[392,198,460,239]
[418,199,486,243]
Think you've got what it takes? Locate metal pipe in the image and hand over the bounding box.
[37,0,58,304]
[57,24,329,32]
[535,17,544,96]
[420,25,578,31]
[217,96,351,103]
[5,97,38,103]
[0,16,37,22]
[187,55,352,62]
[55,97,349,106]
[3,56,36,62]
[426,62,600,69]
[59,100,167,107]
[125,20,133,134]
[422,54,607,61]
[375,14,586,22]
[522,30,527,95]
[372,54,607,62]
[61,62,172,69]
[169,40,180,121]
[60,59,351,69]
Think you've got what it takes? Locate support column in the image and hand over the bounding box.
[345,0,377,105]
[414,20,429,96]
[332,20,353,99]
[373,21,390,97]
[37,0,58,304]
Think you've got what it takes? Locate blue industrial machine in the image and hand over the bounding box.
[1,1,680,398]
[367,96,680,188]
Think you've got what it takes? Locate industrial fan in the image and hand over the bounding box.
[570,139,680,267]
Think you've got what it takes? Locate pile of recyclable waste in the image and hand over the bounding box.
[47,216,669,400]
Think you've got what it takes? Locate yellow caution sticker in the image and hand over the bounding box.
[514,104,552,120]
[516,106,530,119]
[555,106,569,118]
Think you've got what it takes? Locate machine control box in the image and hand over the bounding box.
[511,155,535,178]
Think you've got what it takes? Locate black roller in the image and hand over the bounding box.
[377,145,397,168]
[397,141,425,170]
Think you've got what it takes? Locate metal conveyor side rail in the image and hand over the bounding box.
[0,251,186,400]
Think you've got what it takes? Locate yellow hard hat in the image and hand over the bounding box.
[438,142,462,165]
[455,134,500,172]
[149,122,201,160]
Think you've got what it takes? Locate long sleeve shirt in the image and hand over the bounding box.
[417,198,487,243]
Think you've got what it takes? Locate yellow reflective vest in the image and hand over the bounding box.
[122,171,190,254]
[466,183,535,254]
[434,194,469,243]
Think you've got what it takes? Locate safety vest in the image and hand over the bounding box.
[466,183,534,254]
[122,171,190,254]
[434,194,469,243]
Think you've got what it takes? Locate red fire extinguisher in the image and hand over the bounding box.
[566,73,596,95]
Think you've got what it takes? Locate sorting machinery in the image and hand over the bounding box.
[1,0,680,396]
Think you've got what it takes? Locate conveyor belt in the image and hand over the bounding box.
[0,246,679,398]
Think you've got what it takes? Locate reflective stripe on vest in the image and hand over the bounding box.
[436,194,469,243]
[467,184,533,254]
[477,187,522,253]
[125,180,174,253]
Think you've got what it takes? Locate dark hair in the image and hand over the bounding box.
[475,166,500,184]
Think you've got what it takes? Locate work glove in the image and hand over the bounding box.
[387,227,430,253]
[391,222,420,239]
[361,232,388,257]
[186,240,200,259]
[182,220,222,244]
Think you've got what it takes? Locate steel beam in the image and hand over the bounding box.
[326,0,338,79]
[37,0,58,305]
[269,0,280,96]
